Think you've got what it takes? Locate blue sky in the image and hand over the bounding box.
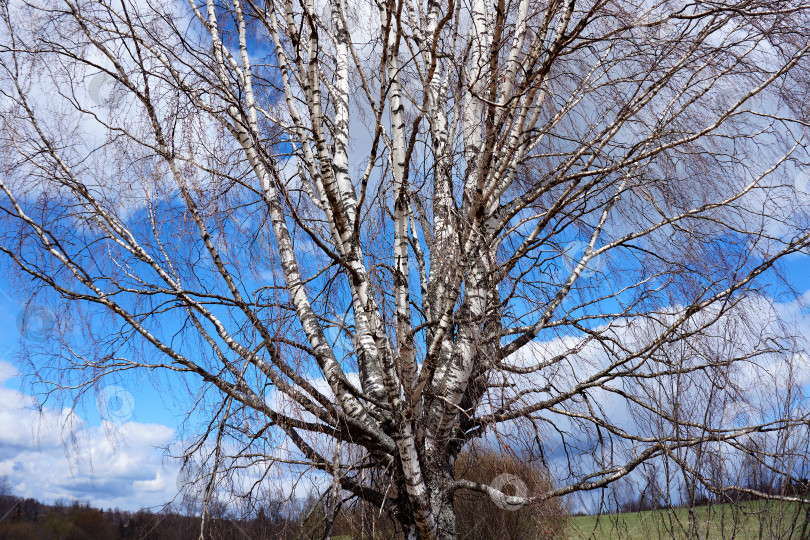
[0,0,809,515]
[1,251,809,512]
[0,286,183,511]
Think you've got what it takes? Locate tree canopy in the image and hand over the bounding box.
[2,0,810,538]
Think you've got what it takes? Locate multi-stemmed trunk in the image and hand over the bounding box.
[3,3,810,540]
[394,448,458,540]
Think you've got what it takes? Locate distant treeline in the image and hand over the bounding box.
[0,495,303,540]
[0,446,570,539]
[617,476,810,514]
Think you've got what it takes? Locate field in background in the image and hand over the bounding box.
[568,501,810,539]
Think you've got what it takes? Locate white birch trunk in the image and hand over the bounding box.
[2,2,810,539]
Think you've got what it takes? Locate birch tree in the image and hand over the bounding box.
[2,0,810,538]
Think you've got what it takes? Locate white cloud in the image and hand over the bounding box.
[0,360,183,511]
[0,358,322,512]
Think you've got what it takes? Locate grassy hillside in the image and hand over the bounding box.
[568,501,810,539]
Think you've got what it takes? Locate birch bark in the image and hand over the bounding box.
[1,1,810,539]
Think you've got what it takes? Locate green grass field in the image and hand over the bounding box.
[567,501,810,539]
[318,502,810,539]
